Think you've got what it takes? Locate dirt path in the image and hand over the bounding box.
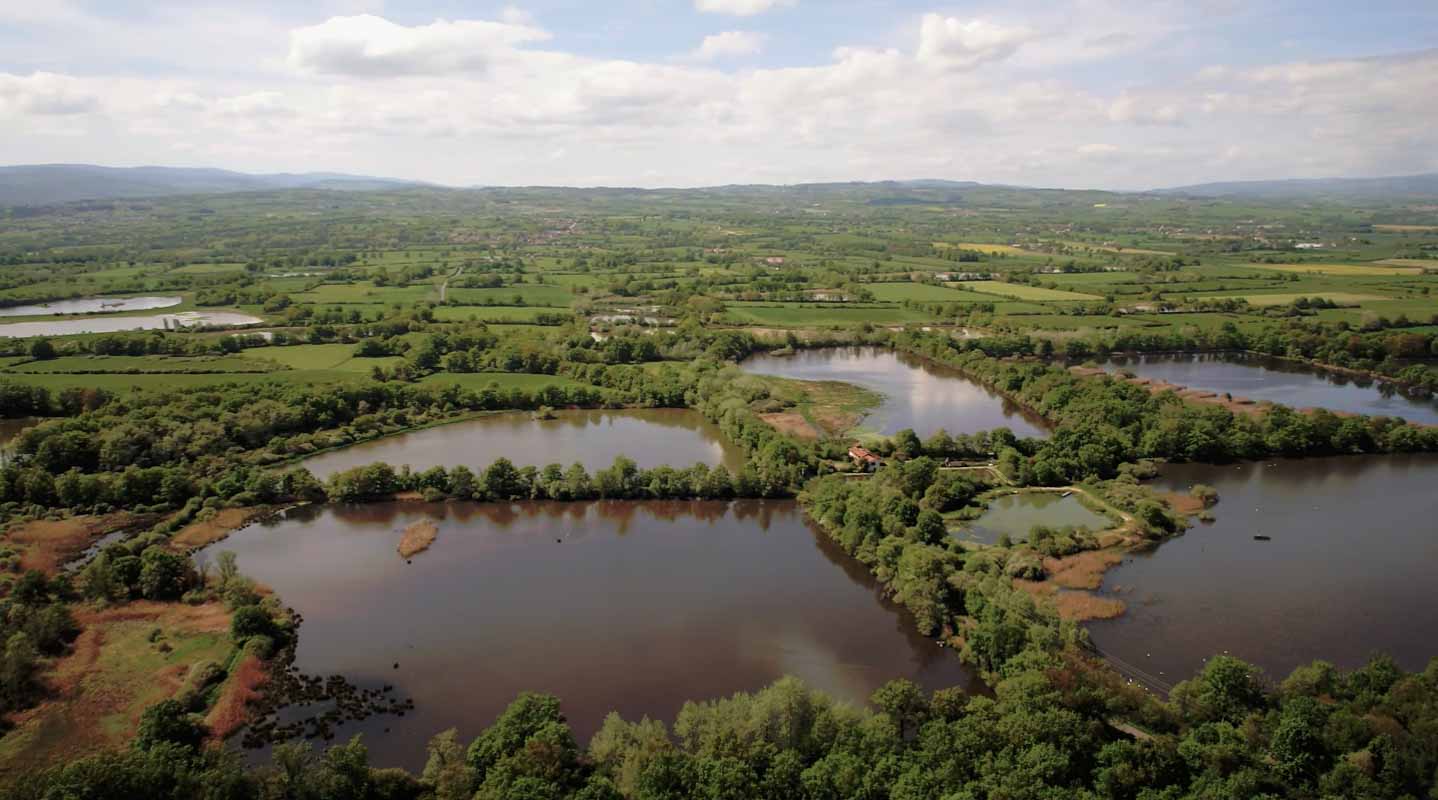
[438,265,464,303]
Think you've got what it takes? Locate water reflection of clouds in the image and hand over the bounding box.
[748,628,876,709]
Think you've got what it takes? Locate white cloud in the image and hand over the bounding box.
[0,72,100,115]
[1,8,1436,190]
[287,14,550,77]
[694,0,796,17]
[214,91,293,117]
[915,15,1034,71]
[1107,92,1183,125]
[692,31,765,61]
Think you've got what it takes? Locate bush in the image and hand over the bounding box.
[230,605,274,641]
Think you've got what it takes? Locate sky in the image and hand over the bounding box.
[1,0,1436,189]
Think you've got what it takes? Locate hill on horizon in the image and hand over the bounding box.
[0,164,427,206]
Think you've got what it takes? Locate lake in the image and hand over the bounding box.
[299,409,747,480]
[741,347,1049,437]
[1087,454,1438,688]
[956,492,1112,545]
[205,499,978,769]
[1102,353,1438,426]
[0,296,181,318]
[0,311,262,338]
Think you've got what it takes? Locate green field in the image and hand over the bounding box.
[865,283,997,302]
[1200,291,1393,307]
[1250,262,1425,277]
[444,285,575,307]
[292,283,436,304]
[959,281,1102,301]
[432,306,571,323]
[4,354,278,374]
[419,372,587,390]
[724,304,936,326]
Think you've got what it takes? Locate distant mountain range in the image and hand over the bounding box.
[3,164,1437,206]
[0,165,427,206]
[1153,173,1438,200]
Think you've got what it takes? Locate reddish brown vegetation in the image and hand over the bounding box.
[205,655,268,741]
[4,512,151,575]
[398,520,439,558]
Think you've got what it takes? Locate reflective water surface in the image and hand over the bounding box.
[0,311,262,338]
[1102,353,1438,426]
[299,409,747,479]
[741,347,1049,437]
[0,296,181,318]
[957,492,1112,545]
[1088,454,1438,687]
[206,500,977,769]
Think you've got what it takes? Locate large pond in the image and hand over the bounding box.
[0,296,181,318]
[741,347,1049,437]
[955,492,1112,545]
[300,409,747,480]
[0,311,261,339]
[1087,454,1438,688]
[206,500,977,769]
[1102,353,1438,426]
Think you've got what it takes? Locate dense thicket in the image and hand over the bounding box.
[890,332,1438,487]
[10,654,1438,800]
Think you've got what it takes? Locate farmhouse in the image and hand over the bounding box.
[848,446,883,471]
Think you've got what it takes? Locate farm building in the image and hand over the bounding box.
[848,446,883,471]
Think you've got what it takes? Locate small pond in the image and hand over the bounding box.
[0,296,182,318]
[299,409,747,480]
[204,499,978,769]
[1087,454,1438,687]
[956,492,1112,545]
[1101,353,1438,426]
[0,311,262,339]
[0,418,39,446]
[741,347,1048,438]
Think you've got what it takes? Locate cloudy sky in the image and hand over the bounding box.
[2,0,1436,189]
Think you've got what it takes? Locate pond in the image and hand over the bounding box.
[0,296,181,318]
[0,418,39,446]
[299,409,747,480]
[1101,353,1438,426]
[205,499,978,769]
[955,492,1113,545]
[0,311,262,339]
[1087,454,1438,688]
[741,347,1049,437]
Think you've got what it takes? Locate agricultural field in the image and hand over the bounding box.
[959,281,1103,301]
[864,283,996,302]
[1250,262,1426,276]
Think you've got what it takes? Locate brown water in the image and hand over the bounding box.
[1102,353,1438,425]
[299,409,747,479]
[205,500,977,769]
[741,347,1048,437]
[956,492,1113,545]
[0,296,181,318]
[0,418,39,445]
[1087,454,1438,689]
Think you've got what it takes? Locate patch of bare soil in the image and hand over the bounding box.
[398,520,439,558]
[759,412,821,440]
